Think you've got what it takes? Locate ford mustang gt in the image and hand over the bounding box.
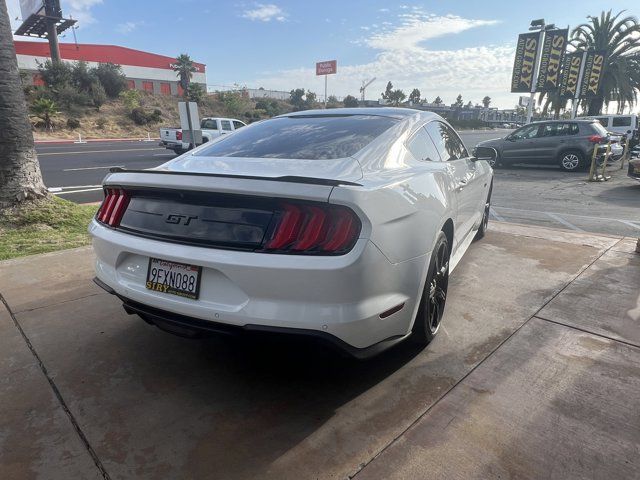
[90,108,494,358]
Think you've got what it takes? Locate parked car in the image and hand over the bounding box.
[582,114,639,148]
[160,117,246,154]
[628,157,640,183]
[90,108,494,358]
[475,119,623,171]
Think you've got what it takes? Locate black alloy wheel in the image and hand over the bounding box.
[411,231,450,346]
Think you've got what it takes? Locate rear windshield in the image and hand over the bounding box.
[198,115,398,159]
[590,122,609,136]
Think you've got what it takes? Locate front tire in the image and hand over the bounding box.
[559,150,584,171]
[410,231,450,346]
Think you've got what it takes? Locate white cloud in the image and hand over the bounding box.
[116,21,144,34]
[242,4,286,22]
[64,0,103,26]
[247,12,519,108]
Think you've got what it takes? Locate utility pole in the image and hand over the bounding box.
[46,18,61,62]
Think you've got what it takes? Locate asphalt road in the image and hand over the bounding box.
[36,130,640,236]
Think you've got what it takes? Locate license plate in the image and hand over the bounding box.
[146,258,202,300]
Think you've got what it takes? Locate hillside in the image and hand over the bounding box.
[29,91,293,141]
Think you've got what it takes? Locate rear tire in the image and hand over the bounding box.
[475,182,492,240]
[410,231,450,346]
[559,150,584,171]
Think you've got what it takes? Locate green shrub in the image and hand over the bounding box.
[96,117,108,129]
[66,118,81,129]
[120,89,140,111]
[37,60,72,90]
[71,61,96,92]
[92,63,127,98]
[187,83,206,104]
[55,85,91,113]
[129,107,162,125]
[90,82,107,111]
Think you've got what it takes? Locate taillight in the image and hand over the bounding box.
[96,188,130,227]
[176,130,183,141]
[263,202,361,255]
[588,134,604,143]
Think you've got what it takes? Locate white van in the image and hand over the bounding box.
[582,114,639,147]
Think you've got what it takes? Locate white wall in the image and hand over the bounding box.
[17,54,207,85]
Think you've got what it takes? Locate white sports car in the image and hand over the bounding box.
[90,108,494,358]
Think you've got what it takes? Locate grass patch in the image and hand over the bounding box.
[0,196,98,261]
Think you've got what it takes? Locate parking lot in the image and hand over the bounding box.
[1,223,638,479]
[37,131,640,237]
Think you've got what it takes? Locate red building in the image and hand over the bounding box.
[14,41,207,96]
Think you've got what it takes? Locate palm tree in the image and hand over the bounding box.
[31,98,58,130]
[433,96,443,105]
[572,10,640,114]
[172,54,197,97]
[0,1,47,207]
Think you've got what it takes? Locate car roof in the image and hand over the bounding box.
[528,119,596,124]
[280,107,436,121]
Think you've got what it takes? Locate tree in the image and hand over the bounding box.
[289,88,306,110]
[31,98,58,130]
[482,96,491,108]
[172,54,197,97]
[326,95,340,108]
[409,88,421,104]
[71,60,96,92]
[433,96,443,105]
[454,94,463,108]
[381,81,394,102]
[0,1,47,206]
[570,10,640,114]
[90,82,107,111]
[305,90,317,109]
[92,63,127,98]
[389,89,406,106]
[343,95,359,107]
[187,83,206,104]
[37,59,72,91]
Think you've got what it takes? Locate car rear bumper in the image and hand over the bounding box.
[90,221,427,354]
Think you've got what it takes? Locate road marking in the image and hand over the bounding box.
[489,207,505,222]
[52,187,104,195]
[619,220,640,230]
[63,165,123,171]
[492,205,637,224]
[153,153,175,157]
[545,212,584,232]
[38,147,163,156]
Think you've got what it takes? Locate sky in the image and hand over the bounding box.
[7,0,640,109]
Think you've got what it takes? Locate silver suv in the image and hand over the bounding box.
[475,119,623,171]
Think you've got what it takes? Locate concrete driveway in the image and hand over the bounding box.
[1,223,638,479]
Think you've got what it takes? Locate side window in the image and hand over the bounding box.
[233,120,245,130]
[541,123,558,137]
[406,127,441,162]
[512,124,541,139]
[612,116,632,127]
[424,121,468,161]
[221,120,232,131]
[201,119,218,130]
[596,117,608,127]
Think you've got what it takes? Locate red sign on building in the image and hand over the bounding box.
[316,60,337,76]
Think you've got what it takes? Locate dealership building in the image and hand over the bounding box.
[14,41,207,96]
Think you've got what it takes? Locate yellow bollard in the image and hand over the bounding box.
[588,141,601,181]
[600,141,611,180]
[620,136,630,170]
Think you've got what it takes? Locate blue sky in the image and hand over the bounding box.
[8,0,639,108]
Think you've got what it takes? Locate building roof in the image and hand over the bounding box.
[13,41,206,72]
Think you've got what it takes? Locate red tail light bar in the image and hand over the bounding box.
[176,130,183,141]
[588,134,604,144]
[96,188,130,227]
[263,202,361,255]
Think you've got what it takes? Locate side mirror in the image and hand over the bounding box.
[472,146,497,164]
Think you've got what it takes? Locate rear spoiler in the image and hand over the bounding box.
[108,167,362,187]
